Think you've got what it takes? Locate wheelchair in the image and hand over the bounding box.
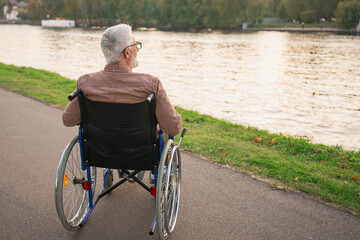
[55,89,186,240]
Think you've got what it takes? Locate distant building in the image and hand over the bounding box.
[3,0,28,20]
[263,17,287,23]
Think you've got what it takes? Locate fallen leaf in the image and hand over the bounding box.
[305,161,308,164]
[185,118,189,122]
[218,147,226,150]
[353,176,359,181]
[337,162,347,168]
[294,177,299,181]
[222,152,227,155]
[306,182,312,186]
[344,180,349,184]
[254,137,263,143]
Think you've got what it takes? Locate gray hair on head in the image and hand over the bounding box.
[101,24,133,64]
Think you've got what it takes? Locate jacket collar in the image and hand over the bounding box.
[104,64,131,73]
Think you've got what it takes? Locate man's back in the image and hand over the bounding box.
[62,64,182,136]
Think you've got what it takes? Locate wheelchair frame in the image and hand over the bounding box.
[55,90,186,240]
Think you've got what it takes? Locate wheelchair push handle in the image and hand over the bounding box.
[145,93,155,103]
[176,128,187,147]
[181,128,187,138]
[68,89,81,101]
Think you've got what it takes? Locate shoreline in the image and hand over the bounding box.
[244,26,359,34]
[1,20,358,34]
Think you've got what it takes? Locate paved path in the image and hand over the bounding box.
[1,87,359,240]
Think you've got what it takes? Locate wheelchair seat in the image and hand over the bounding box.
[78,94,158,171]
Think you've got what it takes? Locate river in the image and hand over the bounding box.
[0,24,359,150]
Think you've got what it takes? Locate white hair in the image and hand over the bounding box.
[101,24,133,64]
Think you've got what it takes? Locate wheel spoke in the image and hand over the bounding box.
[56,136,96,231]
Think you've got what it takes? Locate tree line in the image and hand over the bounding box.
[3,0,360,29]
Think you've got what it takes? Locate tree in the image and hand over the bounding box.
[42,0,64,18]
[27,0,46,20]
[336,0,360,29]
[286,0,305,20]
[246,0,268,24]
[277,0,288,19]
[215,0,246,29]
[306,0,340,21]
[265,0,281,17]
[63,0,80,20]
[202,0,220,28]
[101,0,120,25]
[301,10,317,23]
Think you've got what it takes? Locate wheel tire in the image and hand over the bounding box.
[156,139,181,239]
[55,136,96,231]
[164,147,181,234]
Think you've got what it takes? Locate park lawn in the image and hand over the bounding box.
[1,62,359,215]
[250,22,343,29]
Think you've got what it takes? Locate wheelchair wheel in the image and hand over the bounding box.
[156,140,182,239]
[55,136,96,231]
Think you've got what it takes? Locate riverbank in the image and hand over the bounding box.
[0,62,359,215]
[244,22,359,34]
[1,19,358,34]
[245,26,357,34]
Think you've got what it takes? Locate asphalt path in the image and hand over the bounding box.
[1,87,359,240]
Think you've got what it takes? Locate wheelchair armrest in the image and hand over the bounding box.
[68,89,81,101]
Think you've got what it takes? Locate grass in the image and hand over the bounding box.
[250,22,343,29]
[1,62,359,214]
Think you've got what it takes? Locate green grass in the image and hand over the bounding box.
[0,63,76,107]
[250,22,343,29]
[1,62,359,214]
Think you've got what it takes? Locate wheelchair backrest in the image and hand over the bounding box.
[78,94,158,171]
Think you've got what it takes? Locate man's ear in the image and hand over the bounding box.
[124,48,131,59]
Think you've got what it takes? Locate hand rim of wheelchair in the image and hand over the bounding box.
[156,139,182,239]
[55,136,97,231]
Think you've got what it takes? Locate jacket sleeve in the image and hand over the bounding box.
[155,79,182,136]
[62,96,81,127]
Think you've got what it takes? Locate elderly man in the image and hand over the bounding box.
[62,24,182,137]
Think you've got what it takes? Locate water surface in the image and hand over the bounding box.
[0,25,359,150]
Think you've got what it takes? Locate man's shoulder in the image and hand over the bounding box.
[132,72,159,81]
[77,70,105,85]
[130,72,161,87]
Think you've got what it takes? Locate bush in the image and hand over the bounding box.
[17,12,28,20]
[336,0,360,29]
[301,10,317,24]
